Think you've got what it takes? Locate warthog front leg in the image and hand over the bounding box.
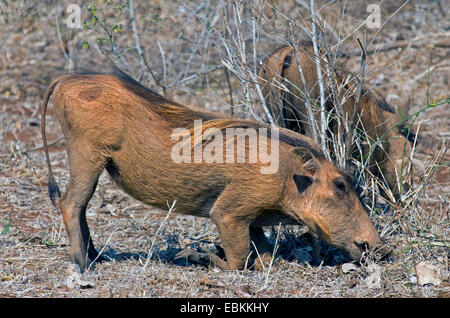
[174,248,229,269]
[250,227,273,270]
[175,213,251,270]
[175,188,258,270]
[174,226,273,271]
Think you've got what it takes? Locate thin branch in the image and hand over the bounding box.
[345,37,367,166]
[129,0,166,94]
[251,16,276,126]
[344,36,450,56]
[291,39,319,143]
[310,0,329,158]
[294,0,340,43]
[55,14,74,72]
[223,67,234,116]
[157,40,167,86]
[133,200,177,294]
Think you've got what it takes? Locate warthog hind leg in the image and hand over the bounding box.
[59,141,107,272]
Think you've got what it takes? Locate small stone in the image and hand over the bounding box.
[342,263,358,273]
[66,264,95,289]
[347,277,360,288]
[365,264,382,289]
[1,276,13,282]
[415,261,442,286]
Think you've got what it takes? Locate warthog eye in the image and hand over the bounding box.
[333,179,347,193]
[293,174,313,194]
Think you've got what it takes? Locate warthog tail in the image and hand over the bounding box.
[41,76,67,206]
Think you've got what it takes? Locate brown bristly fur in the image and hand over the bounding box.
[41,71,381,272]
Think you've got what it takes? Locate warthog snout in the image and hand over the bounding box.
[350,228,383,260]
[340,226,382,261]
[337,206,383,261]
[354,240,369,252]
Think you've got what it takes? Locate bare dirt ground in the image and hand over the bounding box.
[0,0,449,298]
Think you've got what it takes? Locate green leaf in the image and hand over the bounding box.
[40,232,54,247]
[2,219,10,235]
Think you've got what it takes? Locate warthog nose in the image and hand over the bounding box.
[354,241,369,252]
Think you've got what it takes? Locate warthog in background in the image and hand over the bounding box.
[259,44,416,197]
[41,70,382,272]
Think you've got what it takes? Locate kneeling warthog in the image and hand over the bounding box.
[41,70,381,272]
[259,44,416,197]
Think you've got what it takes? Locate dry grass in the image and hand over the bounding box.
[0,0,449,298]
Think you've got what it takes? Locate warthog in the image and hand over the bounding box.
[41,70,381,272]
[259,44,416,197]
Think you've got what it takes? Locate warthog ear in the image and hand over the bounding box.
[289,146,320,173]
[293,174,313,194]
